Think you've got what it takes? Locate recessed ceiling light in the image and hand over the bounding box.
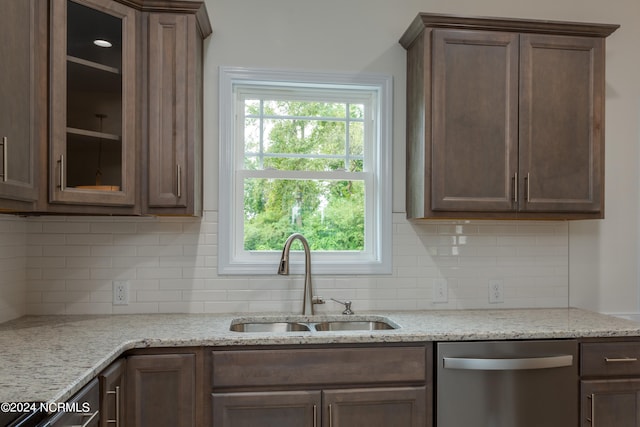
[93,39,112,48]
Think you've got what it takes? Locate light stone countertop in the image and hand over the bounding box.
[1,308,639,405]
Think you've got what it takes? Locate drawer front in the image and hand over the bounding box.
[581,342,640,377]
[46,377,100,427]
[212,346,427,389]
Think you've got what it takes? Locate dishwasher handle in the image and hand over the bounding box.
[443,354,573,371]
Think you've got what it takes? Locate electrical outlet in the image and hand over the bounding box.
[433,278,448,303]
[113,280,129,305]
[488,279,504,303]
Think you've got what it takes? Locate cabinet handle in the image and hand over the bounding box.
[312,404,317,427]
[1,136,7,182]
[604,357,638,363]
[443,355,573,370]
[587,393,595,424]
[58,155,65,191]
[525,173,530,202]
[513,172,518,203]
[328,404,333,427]
[80,410,99,427]
[176,164,182,198]
[107,385,120,426]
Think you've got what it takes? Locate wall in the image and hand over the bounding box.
[0,216,27,322]
[2,0,639,319]
[201,0,640,316]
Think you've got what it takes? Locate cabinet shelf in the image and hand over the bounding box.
[67,54,120,74]
[67,126,120,142]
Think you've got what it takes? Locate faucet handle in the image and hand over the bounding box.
[330,298,354,315]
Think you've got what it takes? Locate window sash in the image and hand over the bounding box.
[218,67,392,275]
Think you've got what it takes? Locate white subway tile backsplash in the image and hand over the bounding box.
[0,212,570,315]
[42,222,91,234]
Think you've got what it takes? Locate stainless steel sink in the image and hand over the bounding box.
[229,317,397,333]
[229,322,311,332]
[314,320,395,331]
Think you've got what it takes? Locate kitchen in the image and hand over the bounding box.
[1,0,640,426]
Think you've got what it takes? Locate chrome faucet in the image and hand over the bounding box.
[277,233,322,315]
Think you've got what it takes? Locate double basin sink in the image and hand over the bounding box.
[230,315,398,333]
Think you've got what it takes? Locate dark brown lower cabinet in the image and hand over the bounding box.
[99,358,126,427]
[211,345,431,427]
[212,387,426,427]
[213,390,320,427]
[580,340,640,427]
[126,353,196,427]
[581,380,640,427]
[324,387,426,427]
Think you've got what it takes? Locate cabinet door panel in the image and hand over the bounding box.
[126,354,196,427]
[145,11,203,215]
[0,0,39,204]
[212,391,321,427]
[581,379,640,427]
[100,358,125,427]
[50,0,137,207]
[324,387,427,427]
[519,34,603,213]
[431,29,519,212]
[147,13,189,209]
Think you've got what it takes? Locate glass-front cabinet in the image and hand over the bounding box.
[50,0,136,207]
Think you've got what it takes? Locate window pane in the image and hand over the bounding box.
[244,117,261,153]
[243,97,367,172]
[263,119,346,156]
[261,100,347,119]
[349,121,364,172]
[244,99,260,116]
[349,103,364,119]
[243,178,365,251]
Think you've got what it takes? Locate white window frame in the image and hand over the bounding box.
[218,66,392,275]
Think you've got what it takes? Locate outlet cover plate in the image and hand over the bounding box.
[433,278,448,303]
[113,280,129,305]
[488,279,504,304]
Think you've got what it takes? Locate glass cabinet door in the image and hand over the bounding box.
[50,0,136,206]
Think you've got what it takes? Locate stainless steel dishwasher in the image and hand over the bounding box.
[437,339,578,427]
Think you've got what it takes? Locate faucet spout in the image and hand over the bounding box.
[278,233,316,315]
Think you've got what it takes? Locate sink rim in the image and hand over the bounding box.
[229,321,311,333]
[229,315,399,333]
[313,320,396,331]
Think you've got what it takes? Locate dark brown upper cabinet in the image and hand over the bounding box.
[25,0,211,216]
[0,0,45,212]
[400,13,619,220]
[48,0,139,213]
[142,10,207,215]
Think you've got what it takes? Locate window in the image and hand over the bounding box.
[218,67,392,275]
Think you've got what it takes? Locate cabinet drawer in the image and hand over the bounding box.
[46,378,100,426]
[212,346,427,389]
[581,342,640,376]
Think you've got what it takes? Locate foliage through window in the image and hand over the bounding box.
[219,68,392,274]
[243,94,367,251]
